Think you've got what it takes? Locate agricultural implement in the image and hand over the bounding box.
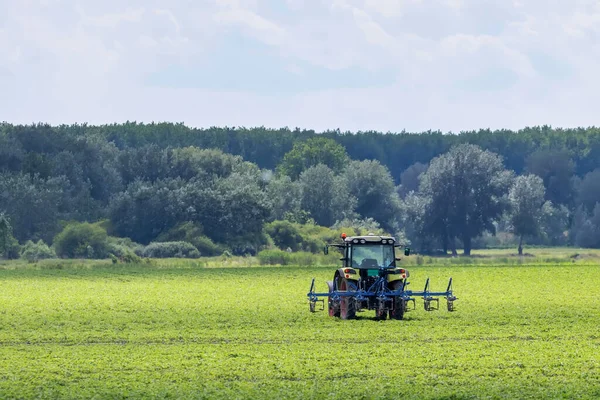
[307,233,457,320]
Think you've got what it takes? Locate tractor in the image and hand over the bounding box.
[307,233,457,320]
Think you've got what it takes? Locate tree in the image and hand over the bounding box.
[398,162,428,198]
[342,160,402,232]
[570,204,600,248]
[266,174,302,221]
[419,144,513,255]
[0,172,72,243]
[539,201,569,246]
[277,137,349,180]
[576,169,600,213]
[525,149,575,206]
[299,164,356,227]
[508,175,546,255]
[0,213,18,259]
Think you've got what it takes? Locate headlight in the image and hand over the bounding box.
[382,239,387,244]
[360,239,366,244]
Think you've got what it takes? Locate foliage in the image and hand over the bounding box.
[398,161,428,198]
[277,137,349,180]
[0,172,74,243]
[298,164,357,227]
[538,201,570,246]
[0,213,19,259]
[570,204,600,248]
[53,222,110,259]
[419,144,514,255]
[525,149,575,206]
[19,239,56,262]
[155,222,223,256]
[576,168,600,212]
[508,174,546,254]
[265,174,302,221]
[5,122,600,251]
[256,249,338,265]
[141,241,201,259]
[342,159,402,231]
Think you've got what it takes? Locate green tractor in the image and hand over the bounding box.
[307,233,457,320]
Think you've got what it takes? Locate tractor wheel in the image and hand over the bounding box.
[390,281,405,320]
[338,278,356,320]
[327,281,339,317]
[376,305,388,320]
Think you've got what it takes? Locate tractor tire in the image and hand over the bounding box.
[327,281,339,317]
[338,278,356,320]
[390,281,405,320]
[376,305,388,320]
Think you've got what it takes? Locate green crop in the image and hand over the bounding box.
[0,262,599,399]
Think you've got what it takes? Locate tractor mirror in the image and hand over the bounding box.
[324,246,329,255]
[404,247,411,256]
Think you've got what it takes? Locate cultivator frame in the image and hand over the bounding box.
[307,233,457,320]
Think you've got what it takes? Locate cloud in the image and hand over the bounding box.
[2,0,600,133]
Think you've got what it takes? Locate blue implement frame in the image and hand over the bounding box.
[307,268,457,315]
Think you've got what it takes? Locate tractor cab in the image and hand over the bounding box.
[325,233,410,274]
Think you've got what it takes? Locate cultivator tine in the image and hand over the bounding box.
[422,278,439,311]
[307,278,324,312]
[445,277,458,312]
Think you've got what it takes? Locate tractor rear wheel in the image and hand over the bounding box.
[327,281,339,317]
[390,281,405,320]
[338,278,356,320]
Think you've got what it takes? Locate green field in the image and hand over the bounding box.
[1,258,600,399]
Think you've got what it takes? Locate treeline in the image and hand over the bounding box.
[1,122,600,261]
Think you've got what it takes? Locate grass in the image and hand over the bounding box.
[0,255,599,399]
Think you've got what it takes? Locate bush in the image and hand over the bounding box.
[53,222,110,259]
[265,220,303,251]
[265,219,396,255]
[107,237,145,258]
[141,241,201,258]
[20,240,56,262]
[155,222,224,256]
[257,249,338,266]
[227,231,272,256]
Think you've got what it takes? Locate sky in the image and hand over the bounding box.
[1,0,600,133]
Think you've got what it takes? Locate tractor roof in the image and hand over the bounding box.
[343,234,396,244]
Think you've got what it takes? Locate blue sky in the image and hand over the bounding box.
[1,0,599,133]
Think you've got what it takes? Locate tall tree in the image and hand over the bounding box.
[277,137,349,180]
[419,144,513,255]
[576,169,600,213]
[0,213,13,258]
[508,175,546,255]
[525,149,575,206]
[299,164,356,226]
[342,160,402,232]
[398,162,428,198]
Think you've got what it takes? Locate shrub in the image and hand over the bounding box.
[193,235,224,257]
[155,222,224,256]
[228,231,272,256]
[141,241,201,259]
[265,221,303,251]
[257,249,339,266]
[20,240,56,262]
[107,237,145,258]
[53,222,110,259]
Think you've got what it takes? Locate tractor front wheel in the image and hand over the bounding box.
[327,281,339,317]
[338,278,356,320]
[390,281,405,320]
